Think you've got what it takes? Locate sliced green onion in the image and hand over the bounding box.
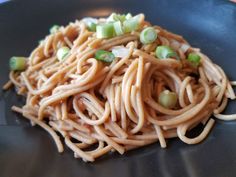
[123,17,139,33]
[140,27,157,44]
[57,47,70,61]
[113,21,124,36]
[158,90,177,109]
[118,14,126,22]
[187,53,201,66]
[111,46,129,58]
[107,13,126,22]
[107,13,118,22]
[50,25,60,34]
[82,17,98,32]
[155,45,178,59]
[87,22,97,32]
[125,13,132,20]
[96,23,114,38]
[95,50,115,62]
[9,57,27,71]
[114,14,126,22]
[38,39,44,45]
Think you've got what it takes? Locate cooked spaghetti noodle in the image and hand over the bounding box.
[3,13,236,162]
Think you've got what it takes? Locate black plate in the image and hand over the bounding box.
[1,0,236,177]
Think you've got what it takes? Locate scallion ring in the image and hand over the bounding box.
[9,57,27,71]
[57,47,70,61]
[49,25,60,34]
[95,50,115,62]
[96,23,114,39]
[123,18,139,33]
[187,53,201,66]
[155,45,178,59]
[87,22,97,32]
[140,27,157,44]
[113,21,124,36]
[158,90,177,109]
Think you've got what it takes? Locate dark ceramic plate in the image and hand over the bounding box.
[1,0,236,177]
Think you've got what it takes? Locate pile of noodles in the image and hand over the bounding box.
[3,13,236,162]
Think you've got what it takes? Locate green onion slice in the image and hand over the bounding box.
[95,50,115,62]
[87,22,97,32]
[107,13,118,22]
[57,47,70,61]
[117,14,126,22]
[113,21,124,36]
[9,57,27,71]
[50,25,60,34]
[125,13,132,20]
[111,46,129,58]
[123,14,143,33]
[158,90,177,109]
[82,17,98,32]
[140,27,158,44]
[96,23,114,38]
[155,45,178,59]
[187,53,201,66]
[123,17,139,33]
[107,13,126,22]
[38,39,44,45]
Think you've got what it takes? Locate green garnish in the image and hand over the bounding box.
[158,90,177,109]
[95,13,141,38]
[155,45,178,59]
[140,27,158,44]
[9,57,27,71]
[107,13,126,22]
[107,13,118,22]
[87,22,97,32]
[38,39,44,45]
[187,53,201,66]
[49,25,60,34]
[123,17,139,33]
[96,23,114,39]
[95,50,115,62]
[57,47,70,61]
[125,13,132,20]
[113,21,124,36]
[82,17,98,32]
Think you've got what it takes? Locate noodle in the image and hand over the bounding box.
[3,13,236,162]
